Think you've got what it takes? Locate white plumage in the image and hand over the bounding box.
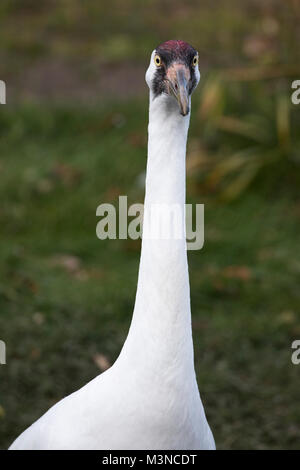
[10,42,215,450]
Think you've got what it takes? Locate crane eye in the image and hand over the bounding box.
[192,55,198,67]
[154,54,162,67]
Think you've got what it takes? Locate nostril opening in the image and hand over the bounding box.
[174,83,178,91]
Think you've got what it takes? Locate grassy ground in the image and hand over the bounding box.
[0,102,299,449]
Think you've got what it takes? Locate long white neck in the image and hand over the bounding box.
[120,93,194,375]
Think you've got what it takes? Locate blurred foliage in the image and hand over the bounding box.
[188,73,300,200]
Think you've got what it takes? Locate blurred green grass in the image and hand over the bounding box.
[0,102,299,449]
[1,0,300,99]
[1,0,299,64]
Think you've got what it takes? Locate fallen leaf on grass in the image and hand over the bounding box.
[32,312,45,325]
[51,163,82,188]
[104,186,122,201]
[127,132,146,148]
[222,265,252,281]
[36,178,54,194]
[23,278,39,294]
[50,255,101,282]
[276,311,296,325]
[30,348,41,360]
[50,254,81,273]
[93,353,111,371]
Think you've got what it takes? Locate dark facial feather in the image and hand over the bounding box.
[152,40,198,98]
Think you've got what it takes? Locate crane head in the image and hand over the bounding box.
[146,40,200,116]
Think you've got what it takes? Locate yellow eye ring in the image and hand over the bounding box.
[192,55,198,67]
[154,54,162,67]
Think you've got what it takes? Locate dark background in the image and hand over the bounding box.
[0,0,300,449]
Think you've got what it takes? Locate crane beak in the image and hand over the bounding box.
[166,64,190,116]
